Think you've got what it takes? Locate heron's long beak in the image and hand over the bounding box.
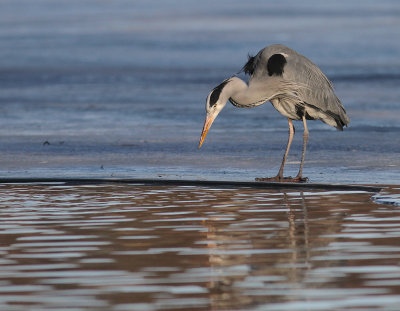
[198,114,215,148]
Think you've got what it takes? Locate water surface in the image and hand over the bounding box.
[1,184,400,310]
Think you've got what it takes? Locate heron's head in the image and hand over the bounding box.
[198,78,232,148]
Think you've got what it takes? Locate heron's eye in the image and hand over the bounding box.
[209,97,218,108]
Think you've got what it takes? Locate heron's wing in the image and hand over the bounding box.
[244,44,350,128]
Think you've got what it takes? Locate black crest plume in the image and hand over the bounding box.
[241,54,256,75]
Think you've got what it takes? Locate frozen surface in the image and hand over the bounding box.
[0,0,400,184]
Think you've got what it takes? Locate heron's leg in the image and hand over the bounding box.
[256,118,294,182]
[295,115,309,181]
[277,118,295,178]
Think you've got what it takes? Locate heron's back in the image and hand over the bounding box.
[247,44,350,130]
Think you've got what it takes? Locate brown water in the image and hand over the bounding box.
[1,184,400,310]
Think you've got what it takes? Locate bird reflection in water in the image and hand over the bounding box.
[195,188,348,309]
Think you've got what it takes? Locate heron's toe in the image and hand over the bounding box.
[255,176,284,182]
[291,176,309,183]
[255,176,309,183]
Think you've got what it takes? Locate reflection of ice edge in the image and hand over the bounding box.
[372,194,400,206]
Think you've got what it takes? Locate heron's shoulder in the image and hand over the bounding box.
[243,44,332,88]
[255,45,334,87]
[241,45,290,76]
[242,45,298,76]
[259,44,298,59]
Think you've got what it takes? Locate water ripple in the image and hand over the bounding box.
[0,184,399,310]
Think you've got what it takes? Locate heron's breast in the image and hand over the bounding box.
[270,99,302,120]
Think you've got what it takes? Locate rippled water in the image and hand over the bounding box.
[1,184,400,310]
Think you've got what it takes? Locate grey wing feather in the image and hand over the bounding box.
[247,44,350,129]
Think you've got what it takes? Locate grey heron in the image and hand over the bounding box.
[198,44,350,182]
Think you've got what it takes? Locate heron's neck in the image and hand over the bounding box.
[225,77,270,108]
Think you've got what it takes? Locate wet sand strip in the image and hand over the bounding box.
[0,177,383,192]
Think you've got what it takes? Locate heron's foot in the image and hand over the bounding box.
[255,176,309,183]
[255,176,282,182]
[290,176,309,183]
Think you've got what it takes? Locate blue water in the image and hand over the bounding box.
[0,0,399,183]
